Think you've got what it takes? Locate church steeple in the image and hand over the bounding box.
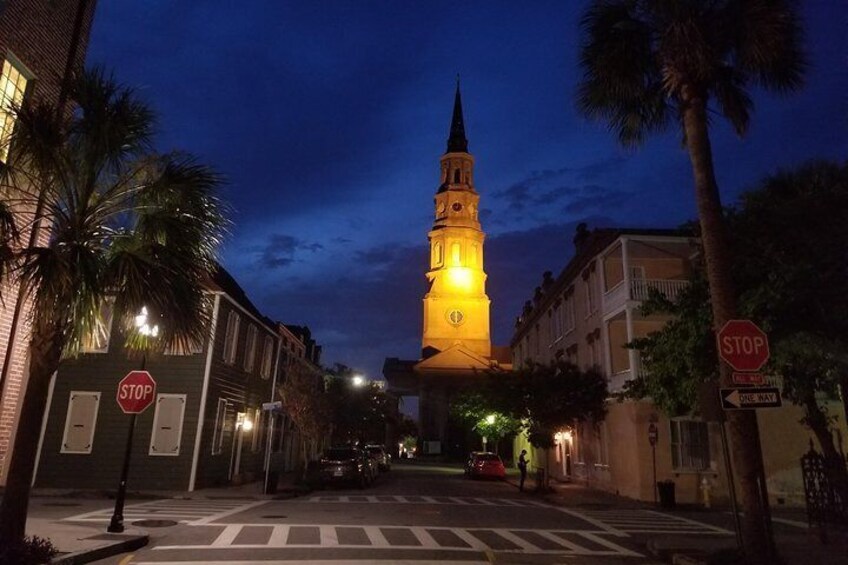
[422,83,491,359]
[446,79,468,154]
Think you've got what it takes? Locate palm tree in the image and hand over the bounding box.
[0,68,228,546]
[577,1,805,560]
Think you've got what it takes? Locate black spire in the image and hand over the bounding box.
[446,78,468,153]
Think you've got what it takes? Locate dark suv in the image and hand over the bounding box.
[365,444,392,471]
[309,447,372,488]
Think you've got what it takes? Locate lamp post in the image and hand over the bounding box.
[107,307,159,533]
[352,374,365,387]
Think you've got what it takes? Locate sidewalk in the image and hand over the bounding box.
[20,472,309,564]
[503,473,848,564]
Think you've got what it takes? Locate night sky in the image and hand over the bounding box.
[88,1,846,379]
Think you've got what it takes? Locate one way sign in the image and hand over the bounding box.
[720,387,782,410]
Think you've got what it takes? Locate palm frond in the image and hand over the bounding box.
[710,65,753,135]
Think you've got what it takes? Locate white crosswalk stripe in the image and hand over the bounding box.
[576,509,732,534]
[152,523,642,556]
[298,495,545,508]
[62,498,267,525]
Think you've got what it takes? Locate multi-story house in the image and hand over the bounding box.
[33,266,315,491]
[511,224,838,506]
[0,0,98,486]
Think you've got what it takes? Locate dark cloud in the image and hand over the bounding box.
[253,234,324,269]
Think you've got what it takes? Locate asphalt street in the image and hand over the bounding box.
[45,462,745,564]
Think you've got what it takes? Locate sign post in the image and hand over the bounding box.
[108,369,157,533]
[648,418,658,506]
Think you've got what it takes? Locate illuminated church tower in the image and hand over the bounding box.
[422,83,491,358]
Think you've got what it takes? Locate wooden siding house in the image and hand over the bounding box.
[33,266,307,491]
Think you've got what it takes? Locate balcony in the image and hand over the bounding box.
[603,278,689,315]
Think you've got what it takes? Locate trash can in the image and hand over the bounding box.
[265,472,279,495]
[657,480,676,509]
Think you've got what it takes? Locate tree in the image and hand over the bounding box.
[450,392,521,454]
[0,69,227,546]
[578,1,805,558]
[279,362,331,474]
[627,161,848,509]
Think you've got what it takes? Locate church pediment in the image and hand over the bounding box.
[414,344,492,373]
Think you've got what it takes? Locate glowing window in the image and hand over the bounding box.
[451,243,461,265]
[0,58,29,163]
[433,242,443,266]
[470,244,478,267]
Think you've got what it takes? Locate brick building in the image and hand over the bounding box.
[0,0,97,485]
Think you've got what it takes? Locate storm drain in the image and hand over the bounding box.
[261,515,288,519]
[132,519,178,528]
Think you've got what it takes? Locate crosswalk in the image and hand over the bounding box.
[576,509,732,535]
[63,498,268,525]
[300,494,552,508]
[153,522,642,557]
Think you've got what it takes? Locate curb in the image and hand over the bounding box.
[51,533,148,565]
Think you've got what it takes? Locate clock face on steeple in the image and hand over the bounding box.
[451,202,463,213]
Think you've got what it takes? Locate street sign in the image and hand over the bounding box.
[732,372,766,386]
[262,400,283,412]
[116,370,157,414]
[717,320,770,372]
[720,387,782,410]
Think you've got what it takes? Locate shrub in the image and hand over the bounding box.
[0,535,58,565]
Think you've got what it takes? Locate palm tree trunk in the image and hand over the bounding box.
[681,85,773,562]
[0,324,63,546]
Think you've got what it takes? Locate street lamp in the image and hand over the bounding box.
[108,306,159,533]
[352,375,365,387]
[485,414,496,425]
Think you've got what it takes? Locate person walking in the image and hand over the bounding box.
[518,449,528,492]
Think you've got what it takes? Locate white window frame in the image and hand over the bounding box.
[594,421,609,467]
[149,394,187,457]
[60,391,100,454]
[0,55,32,163]
[564,296,575,333]
[670,419,711,471]
[211,398,228,455]
[260,335,274,379]
[223,311,240,364]
[243,325,258,372]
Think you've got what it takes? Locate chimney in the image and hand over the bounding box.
[573,222,590,253]
[542,270,554,290]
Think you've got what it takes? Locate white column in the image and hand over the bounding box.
[625,306,637,377]
[621,237,631,300]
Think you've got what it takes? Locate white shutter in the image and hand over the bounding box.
[61,391,100,454]
[149,394,187,456]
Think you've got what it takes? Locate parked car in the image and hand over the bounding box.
[309,447,372,488]
[365,444,392,471]
[466,452,506,480]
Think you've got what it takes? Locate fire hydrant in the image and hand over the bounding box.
[700,476,712,509]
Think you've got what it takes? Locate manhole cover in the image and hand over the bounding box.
[41,502,81,507]
[132,519,178,528]
[261,515,287,519]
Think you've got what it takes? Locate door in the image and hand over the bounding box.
[564,441,573,478]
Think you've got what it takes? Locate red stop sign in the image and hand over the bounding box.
[717,320,770,372]
[116,370,157,414]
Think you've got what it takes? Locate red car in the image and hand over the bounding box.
[467,452,506,480]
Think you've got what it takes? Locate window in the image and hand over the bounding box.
[0,57,30,163]
[243,325,258,372]
[534,324,540,355]
[211,398,228,455]
[470,244,478,268]
[433,242,443,266]
[81,299,115,353]
[564,295,575,333]
[223,311,240,364]
[260,336,274,379]
[451,242,461,265]
[454,169,460,183]
[585,270,598,316]
[251,407,264,453]
[670,419,711,471]
[61,391,100,454]
[149,394,186,456]
[630,265,646,280]
[574,424,584,464]
[551,304,563,341]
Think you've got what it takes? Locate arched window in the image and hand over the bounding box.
[433,242,443,266]
[470,244,478,267]
[451,242,461,265]
[454,168,461,183]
